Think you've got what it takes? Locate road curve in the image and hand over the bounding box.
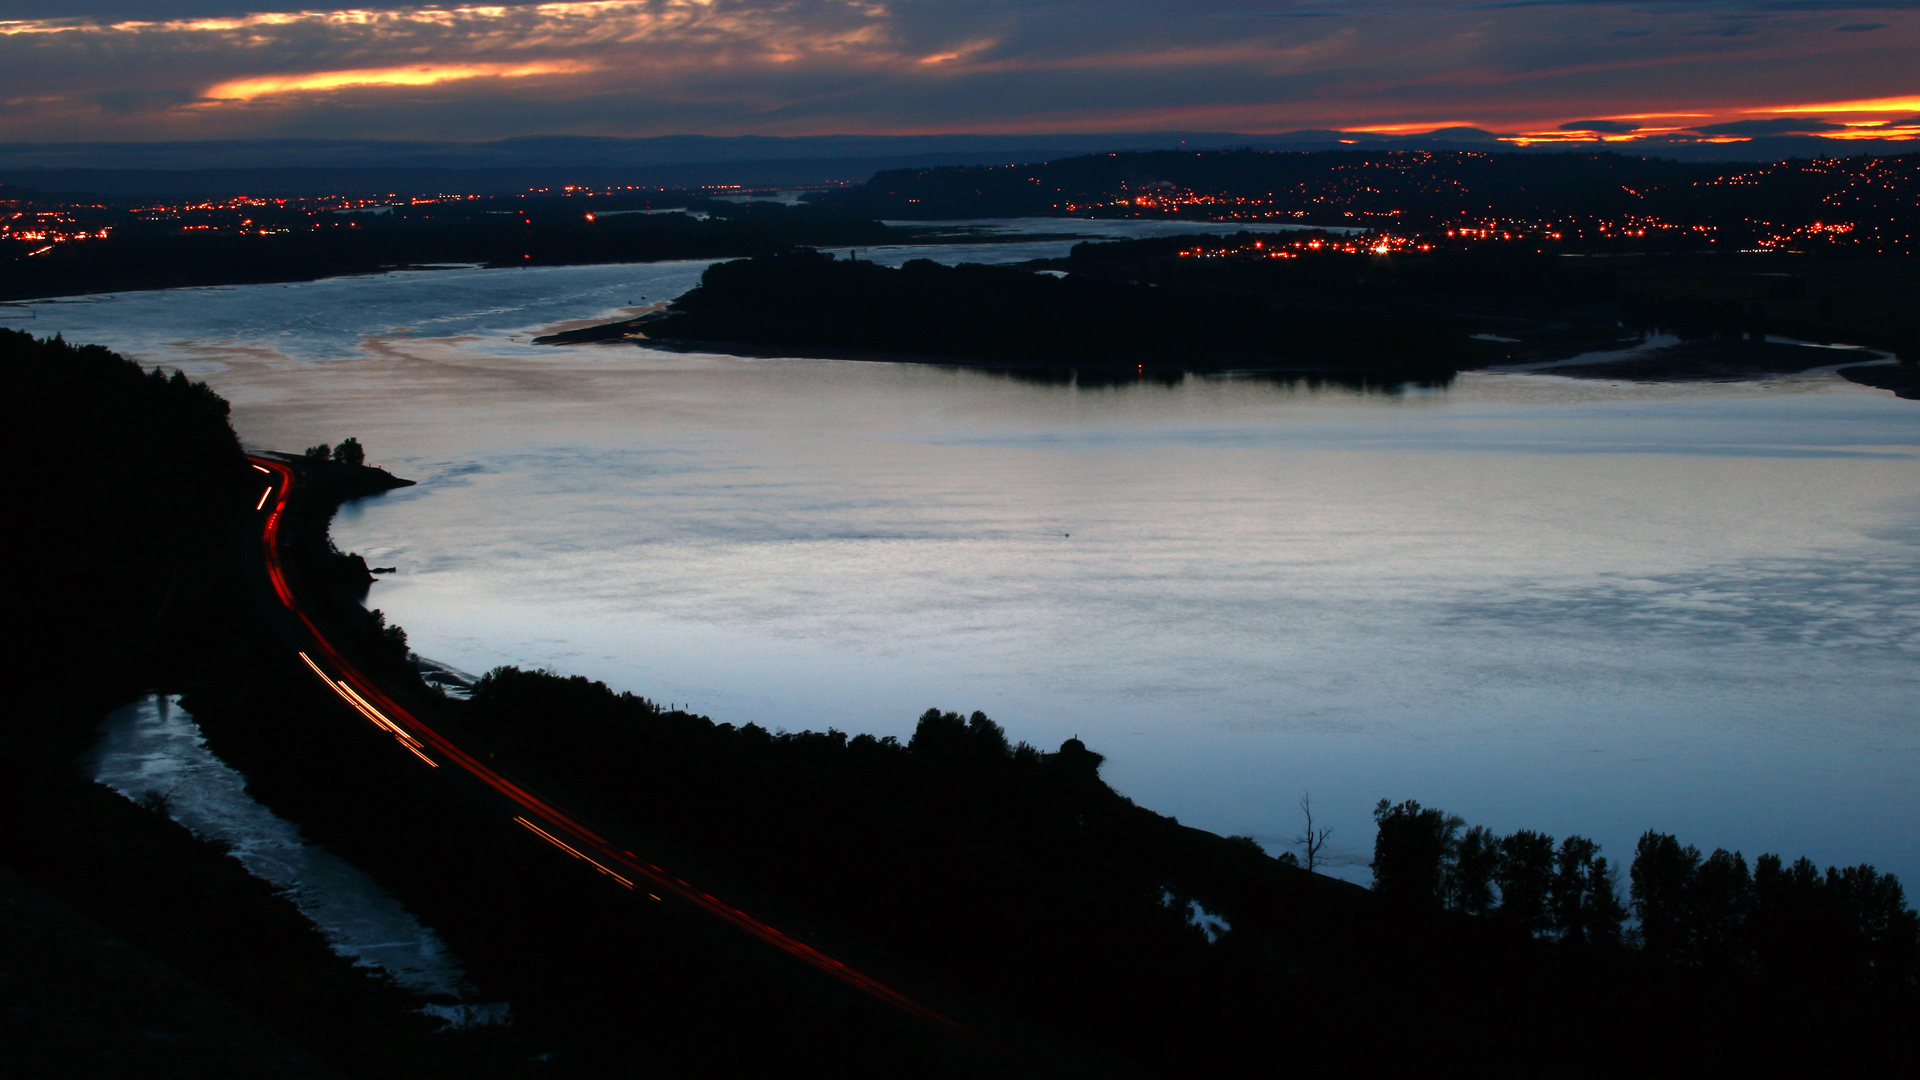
[246,455,979,1043]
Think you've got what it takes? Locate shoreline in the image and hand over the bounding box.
[536,307,1914,395]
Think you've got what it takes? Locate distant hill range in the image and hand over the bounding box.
[806,150,1920,250]
[1,131,1909,197]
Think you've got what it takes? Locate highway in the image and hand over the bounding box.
[246,455,978,1043]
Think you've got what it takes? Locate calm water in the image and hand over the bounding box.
[86,696,472,998]
[23,228,1920,887]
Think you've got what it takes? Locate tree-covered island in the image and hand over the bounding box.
[541,237,1917,394]
[542,246,1468,386]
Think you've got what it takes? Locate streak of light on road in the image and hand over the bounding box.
[247,456,980,1044]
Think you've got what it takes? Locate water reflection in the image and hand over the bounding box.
[1442,549,1920,652]
[994,367,1455,391]
[85,695,471,999]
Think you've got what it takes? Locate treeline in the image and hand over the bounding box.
[304,436,364,466]
[436,666,1920,1071]
[1370,799,1918,992]
[459,666,1273,1064]
[640,247,1466,381]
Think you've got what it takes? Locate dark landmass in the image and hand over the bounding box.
[0,863,334,1080]
[805,149,1920,255]
[0,193,898,302]
[9,329,1918,1076]
[1038,233,1918,386]
[627,248,1465,384]
[1839,363,1920,398]
[539,237,1914,392]
[2,330,503,1077]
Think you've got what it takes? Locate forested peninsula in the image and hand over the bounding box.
[538,233,1915,393]
[550,247,1467,384]
[7,328,1917,1075]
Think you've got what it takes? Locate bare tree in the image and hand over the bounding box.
[1296,793,1334,874]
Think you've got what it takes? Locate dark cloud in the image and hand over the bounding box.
[1422,127,1506,142]
[0,0,1913,142]
[1834,20,1890,27]
[1693,116,1848,134]
[1,1,339,15]
[1559,119,1641,132]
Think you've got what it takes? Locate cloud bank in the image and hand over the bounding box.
[0,2,1913,143]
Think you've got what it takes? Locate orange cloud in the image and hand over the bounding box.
[1346,121,1479,134]
[203,61,597,102]
[1750,95,1920,116]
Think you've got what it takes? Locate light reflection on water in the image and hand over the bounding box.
[86,695,472,999]
[26,240,1920,890]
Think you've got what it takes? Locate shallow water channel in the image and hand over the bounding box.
[85,694,492,1018]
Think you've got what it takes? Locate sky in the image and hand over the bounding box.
[1,2,1915,149]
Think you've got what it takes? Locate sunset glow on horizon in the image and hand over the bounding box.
[0,1,1911,148]
[202,60,598,102]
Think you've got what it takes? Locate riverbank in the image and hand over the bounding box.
[1839,362,1920,399]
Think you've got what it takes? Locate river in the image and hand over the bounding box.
[19,220,1919,888]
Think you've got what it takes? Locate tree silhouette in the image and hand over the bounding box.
[1449,824,1499,916]
[1630,831,1701,961]
[1692,848,1754,972]
[1295,793,1333,874]
[1550,835,1625,945]
[1494,829,1557,936]
[1370,799,1462,910]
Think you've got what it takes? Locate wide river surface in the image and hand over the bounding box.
[19,222,1919,886]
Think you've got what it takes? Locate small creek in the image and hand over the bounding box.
[84,693,494,1018]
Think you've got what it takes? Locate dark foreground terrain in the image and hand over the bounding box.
[7,329,1916,1077]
